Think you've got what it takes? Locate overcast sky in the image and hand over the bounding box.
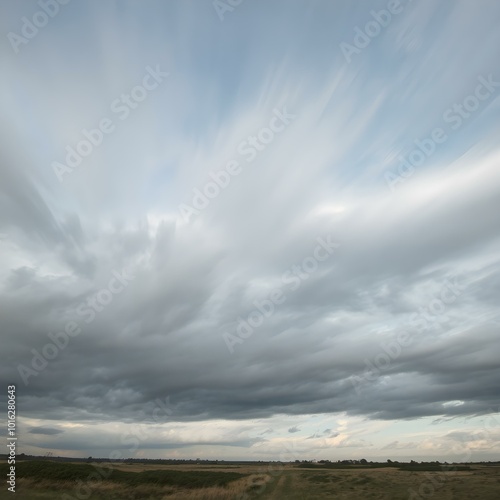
[1,0,500,462]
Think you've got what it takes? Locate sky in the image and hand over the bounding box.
[1,0,500,463]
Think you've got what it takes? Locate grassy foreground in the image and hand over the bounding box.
[1,460,499,499]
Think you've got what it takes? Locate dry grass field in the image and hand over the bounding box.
[1,461,499,499]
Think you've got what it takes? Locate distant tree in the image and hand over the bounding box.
[360,458,368,465]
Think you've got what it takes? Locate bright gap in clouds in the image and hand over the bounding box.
[1,0,500,462]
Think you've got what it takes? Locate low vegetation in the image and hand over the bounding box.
[1,459,499,499]
[3,460,245,488]
[295,460,472,472]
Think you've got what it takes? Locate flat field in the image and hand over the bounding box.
[1,461,499,499]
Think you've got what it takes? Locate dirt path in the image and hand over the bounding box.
[258,471,297,500]
[268,474,287,499]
